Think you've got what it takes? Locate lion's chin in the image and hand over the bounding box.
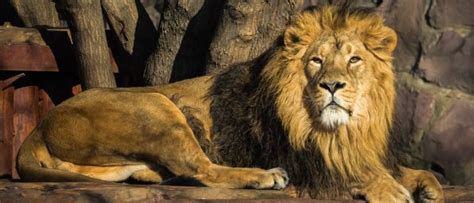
[319,106,350,129]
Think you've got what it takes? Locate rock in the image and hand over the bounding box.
[428,0,474,28]
[423,100,474,185]
[393,85,435,167]
[379,0,425,71]
[0,182,294,202]
[418,31,474,93]
[0,182,473,202]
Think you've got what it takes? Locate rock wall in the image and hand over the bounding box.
[380,0,474,186]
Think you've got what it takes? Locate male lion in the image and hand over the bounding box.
[17,5,443,202]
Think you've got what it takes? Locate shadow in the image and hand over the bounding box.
[104,0,158,87]
[0,71,79,105]
[0,1,24,26]
[169,0,225,82]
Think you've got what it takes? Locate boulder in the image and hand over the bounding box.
[423,100,474,185]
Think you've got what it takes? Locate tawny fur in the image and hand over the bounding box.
[271,5,397,180]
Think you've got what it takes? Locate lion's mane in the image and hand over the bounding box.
[206,5,399,198]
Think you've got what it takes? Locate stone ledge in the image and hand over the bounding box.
[0,182,473,202]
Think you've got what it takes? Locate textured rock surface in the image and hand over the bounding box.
[0,182,473,202]
[428,0,474,29]
[418,31,474,93]
[377,0,474,185]
[424,100,474,185]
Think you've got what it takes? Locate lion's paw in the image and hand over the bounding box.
[354,180,414,203]
[413,181,444,203]
[249,167,289,190]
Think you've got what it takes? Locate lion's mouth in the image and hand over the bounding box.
[323,101,353,116]
[318,100,353,129]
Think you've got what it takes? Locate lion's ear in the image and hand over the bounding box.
[364,26,398,59]
[377,26,397,54]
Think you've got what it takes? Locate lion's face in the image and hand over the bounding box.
[270,6,397,150]
[303,33,374,129]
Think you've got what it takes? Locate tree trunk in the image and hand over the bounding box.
[58,0,117,89]
[9,0,61,27]
[142,0,205,86]
[206,0,304,74]
[168,0,225,82]
[101,0,158,86]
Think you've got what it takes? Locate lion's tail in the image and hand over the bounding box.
[16,128,100,182]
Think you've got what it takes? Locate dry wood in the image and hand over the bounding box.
[168,0,225,82]
[101,0,157,85]
[0,182,473,202]
[12,87,40,178]
[58,0,117,89]
[9,0,61,27]
[143,0,205,86]
[0,87,14,176]
[206,0,304,74]
[101,0,156,54]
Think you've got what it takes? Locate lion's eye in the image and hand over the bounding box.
[349,56,361,64]
[311,57,323,65]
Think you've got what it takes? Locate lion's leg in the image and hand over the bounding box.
[127,95,288,189]
[137,123,288,189]
[54,159,149,182]
[351,173,414,202]
[399,166,444,203]
[131,169,163,183]
[192,165,288,189]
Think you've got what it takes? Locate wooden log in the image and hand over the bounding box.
[58,0,117,89]
[9,0,62,27]
[0,182,473,202]
[206,0,304,73]
[142,0,205,85]
[0,87,14,176]
[101,0,157,85]
[0,73,25,90]
[11,87,40,178]
[0,26,119,73]
[0,182,307,202]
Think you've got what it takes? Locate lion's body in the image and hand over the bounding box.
[17,5,443,202]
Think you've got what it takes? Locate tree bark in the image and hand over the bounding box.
[142,0,205,86]
[101,0,158,86]
[169,0,225,82]
[9,0,61,27]
[206,0,304,74]
[58,0,117,89]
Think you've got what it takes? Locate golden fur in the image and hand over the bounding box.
[267,5,397,180]
[17,5,443,202]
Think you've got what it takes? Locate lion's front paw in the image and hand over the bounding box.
[249,167,289,190]
[353,179,414,203]
[399,167,444,203]
[413,177,444,203]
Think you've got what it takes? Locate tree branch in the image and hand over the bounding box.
[142,0,205,86]
[206,0,304,73]
[9,0,61,27]
[58,0,116,89]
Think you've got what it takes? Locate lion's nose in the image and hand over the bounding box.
[319,81,346,94]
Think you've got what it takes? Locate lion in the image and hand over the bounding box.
[17,5,443,202]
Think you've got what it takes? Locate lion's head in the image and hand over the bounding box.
[262,5,398,179]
